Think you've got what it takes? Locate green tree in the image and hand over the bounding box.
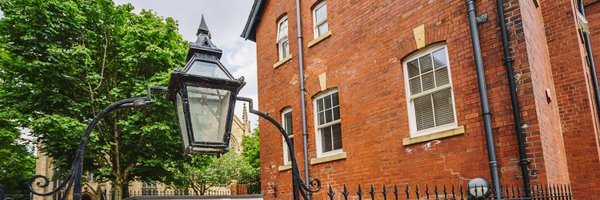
[241,128,260,183]
[168,152,257,195]
[0,111,35,196]
[0,0,187,198]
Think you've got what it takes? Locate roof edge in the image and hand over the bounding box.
[241,0,266,42]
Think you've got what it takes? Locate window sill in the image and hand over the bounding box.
[278,164,292,171]
[402,126,465,146]
[307,30,332,48]
[310,152,346,165]
[273,55,292,69]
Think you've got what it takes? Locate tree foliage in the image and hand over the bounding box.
[0,0,187,196]
[164,128,260,195]
[241,128,260,183]
[0,111,35,195]
[167,151,258,195]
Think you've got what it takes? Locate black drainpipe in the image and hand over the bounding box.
[294,0,312,198]
[466,0,502,199]
[496,0,531,197]
[578,0,600,118]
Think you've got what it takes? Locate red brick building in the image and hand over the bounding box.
[241,0,600,199]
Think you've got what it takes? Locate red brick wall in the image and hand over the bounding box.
[541,0,600,198]
[516,0,569,184]
[252,0,580,199]
[588,0,600,70]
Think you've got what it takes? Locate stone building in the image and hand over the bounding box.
[33,109,251,200]
[241,0,600,199]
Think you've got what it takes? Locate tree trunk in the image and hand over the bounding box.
[122,180,129,199]
[113,180,123,200]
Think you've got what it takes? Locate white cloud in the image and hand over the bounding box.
[221,41,259,128]
[114,0,259,128]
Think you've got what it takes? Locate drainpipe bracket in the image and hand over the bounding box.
[476,13,489,24]
[502,57,514,65]
[519,159,531,166]
[520,122,528,129]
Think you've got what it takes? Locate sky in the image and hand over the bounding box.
[113,0,259,128]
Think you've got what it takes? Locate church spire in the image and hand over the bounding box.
[197,15,210,36]
[242,103,250,135]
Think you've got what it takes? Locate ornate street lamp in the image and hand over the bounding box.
[166,17,245,155]
[165,18,320,200]
[27,16,320,200]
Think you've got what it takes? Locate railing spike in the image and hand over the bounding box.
[370,185,375,200]
[556,184,561,197]
[342,185,349,200]
[382,184,388,200]
[434,185,439,200]
[511,184,516,198]
[451,184,456,199]
[425,184,430,199]
[557,184,563,199]
[404,185,409,200]
[328,185,335,200]
[443,185,447,200]
[357,185,363,200]
[557,184,562,198]
[567,184,572,200]
[392,185,398,200]
[568,184,573,199]
[559,184,564,198]
[416,185,420,200]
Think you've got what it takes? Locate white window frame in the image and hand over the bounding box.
[281,108,293,165]
[312,1,328,38]
[403,44,458,138]
[277,16,289,60]
[313,89,343,158]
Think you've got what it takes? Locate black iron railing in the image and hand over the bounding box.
[122,189,231,197]
[317,184,572,200]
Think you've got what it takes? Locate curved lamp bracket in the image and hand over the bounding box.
[237,96,321,200]
[27,97,153,200]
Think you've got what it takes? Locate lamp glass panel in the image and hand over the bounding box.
[176,94,190,149]
[187,61,231,80]
[186,85,231,144]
